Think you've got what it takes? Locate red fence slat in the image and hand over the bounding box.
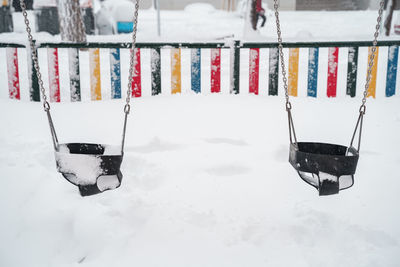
[47,48,60,102]
[132,48,141,97]
[249,48,260,95]
[6,47,20,100]
[327,47,339,97]
[211,48,221,93]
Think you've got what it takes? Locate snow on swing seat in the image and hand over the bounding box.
[55,143,123,196]
[289,142,359,196]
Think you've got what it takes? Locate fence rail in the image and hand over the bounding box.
[1,40,400,102]
[2,40,400,48]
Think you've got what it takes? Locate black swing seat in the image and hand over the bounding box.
[54,143,123,196]
[289,142,359,196]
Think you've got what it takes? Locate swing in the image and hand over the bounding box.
[273,0,384,195]
[20,0,140,196]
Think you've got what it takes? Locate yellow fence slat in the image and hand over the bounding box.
[89,48,102,100]
[171,48,181,94]
[288,48,299,97]
[367,46,379,98]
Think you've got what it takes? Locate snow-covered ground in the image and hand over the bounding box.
[1,96,400,267]
[1,6,400,267]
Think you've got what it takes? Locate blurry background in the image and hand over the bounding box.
[137,0,384,10]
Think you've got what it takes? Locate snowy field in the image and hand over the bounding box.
[1,6,400,267]
[1,96,400,267]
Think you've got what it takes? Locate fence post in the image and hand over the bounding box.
[230,40,240,94]
[327,47,339,97]
[47,48,60,102]
[151,47,161,95]
[191,48,201,93]
[110,48,121,99]
[6,47,20,100]
[346,47,358,97]
[268,47,279,96]
[249,48,259,95]
[307,47,318,97]
[385,45,398,97]
[69,48,81,101]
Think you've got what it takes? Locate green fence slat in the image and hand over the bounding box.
[230,40,240,94]
[27,46,40,102]
[269,47,279,96]
[151,47,161,95]
[69,48,81,101]
[346,47,358,97]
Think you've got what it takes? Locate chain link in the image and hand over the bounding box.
[124,0,140,114]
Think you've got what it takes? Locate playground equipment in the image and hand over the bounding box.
[11,0,398,196]
[19,0,139,196]
[273,0,385,195]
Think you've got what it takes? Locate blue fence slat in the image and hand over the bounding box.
[307,47,318,97]
[191,48,201,93]
[386,45,398,97]
[110,48,121,99]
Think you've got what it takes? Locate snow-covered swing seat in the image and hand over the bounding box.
[55,143,123,196]
[19,0,139,196]
[272,0,383,195]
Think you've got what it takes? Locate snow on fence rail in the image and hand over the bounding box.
[1,40,399,101]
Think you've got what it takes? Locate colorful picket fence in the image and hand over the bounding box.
[1,41,400,101]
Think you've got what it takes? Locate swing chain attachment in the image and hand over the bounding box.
[124,103,131,114]
[350,0,384,152]
[359,104,366,115]
[20,0,50,112]
[286,101,292,112]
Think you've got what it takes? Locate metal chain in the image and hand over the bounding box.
[20,0,140,115]
[20,0,50,111]
[359,0,385,114]
[124,0,140,115]
[273,0,384,114]
[273,0,291,111]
